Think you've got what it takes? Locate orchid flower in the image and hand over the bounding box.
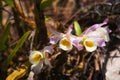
[59,37,73,51]
[49,25,83,51]
[29,46,53,74]
[83,38,97,52]
[81,19,110,52]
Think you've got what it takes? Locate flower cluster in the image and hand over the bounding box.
[29,46,54,74]
[49,19,110,52]
[29,19,110,74]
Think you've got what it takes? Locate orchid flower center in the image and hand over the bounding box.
[32,53,43,63]
[61,38,71,47]
[82,37,87,42]
[85,40,94,47]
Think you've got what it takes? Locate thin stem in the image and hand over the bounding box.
[29,29,36,52]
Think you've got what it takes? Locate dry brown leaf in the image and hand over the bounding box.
[6,62,30,80]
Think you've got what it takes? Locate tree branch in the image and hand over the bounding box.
[34,0,48,49]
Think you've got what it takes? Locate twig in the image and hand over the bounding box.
[63,5,93,26]
[83,52,94,74]
[63,2,105,26]
[28,29,36,52]
[94,53,100,71]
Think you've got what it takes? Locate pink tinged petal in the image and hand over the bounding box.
[44,46,54,54]
[89,22,107,31]
[72,40,84,51]
[27,71,34,80]
[69,34,79,42]
[103,18,109,23]
[49,36,60,44]
[89,24,101,31]
[81,24,100,37]
[49,27,60,35]
[105,26,112,33]
[49,27,64,38]
[96,39,106,47]
[84,19,108,34]
[67,24,73,34]
[81,19,108,36]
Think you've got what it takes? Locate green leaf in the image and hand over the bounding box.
[3,31,31,70]
[0,23,11,51]
[4,0,14,7]
[40,0,54,10]
[74,21,82,36]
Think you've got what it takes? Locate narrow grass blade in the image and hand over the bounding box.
[3,31,31,70]
[0,23,11,51]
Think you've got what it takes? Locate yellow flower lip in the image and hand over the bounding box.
[85,40,94,48]
[29,51,44,64]
[59,37,73,51]
[83,39,97,52]
[32,53,43,63]
[61,38,71,47]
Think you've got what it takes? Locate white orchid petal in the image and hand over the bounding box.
[81,19,109,37]
[31,60,44,74]
[96,27,110,42]
[84,27,110,44]
[44,58,52,68]
[105,33,110,42]
[27,71,34,80]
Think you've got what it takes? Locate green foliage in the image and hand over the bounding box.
[4,0,14,7]
[40,0,54,10]
[74,21,82,36]
[0,23,11,51]
[3,31,31,70]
